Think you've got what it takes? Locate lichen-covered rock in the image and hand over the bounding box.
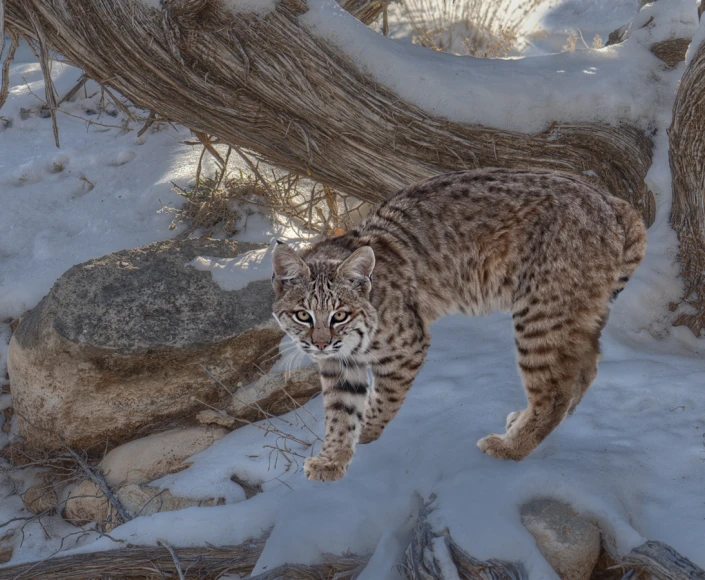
[100,426,228,486]
[8,238,283,449]
[521,499,601,580]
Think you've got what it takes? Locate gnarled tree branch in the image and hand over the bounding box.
[670,33,705,335]
[5,0,654,225]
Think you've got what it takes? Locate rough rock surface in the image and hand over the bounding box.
[0,534,14,565]
[63,480,218,525]
[64,480,110,526]
[8,238,283,449]
[100,426,229,486]
[521,499,601,580]
[116,484,220,517]
[22,482,59,515]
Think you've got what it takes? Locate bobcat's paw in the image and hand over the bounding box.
[477,433,526,461]
[304,455,348,481]
[359,424,383,444]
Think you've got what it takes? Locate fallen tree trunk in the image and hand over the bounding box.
[6,0,655,225]
[1,523,703,579]
[669,30,705,335]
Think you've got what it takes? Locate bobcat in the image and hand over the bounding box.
[271,168,646,481]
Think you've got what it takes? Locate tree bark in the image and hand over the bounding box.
[5,0,655,225]
[670,32,705,335]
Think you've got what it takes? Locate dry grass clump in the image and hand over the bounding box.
[168,172,248,239]
[165,141,370,240]
[402,0,545,57]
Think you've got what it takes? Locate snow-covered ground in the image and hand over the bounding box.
[1,0,704,575]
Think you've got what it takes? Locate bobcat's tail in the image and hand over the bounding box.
[610,198,647,301]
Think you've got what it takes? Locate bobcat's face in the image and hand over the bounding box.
[271,244,377,360]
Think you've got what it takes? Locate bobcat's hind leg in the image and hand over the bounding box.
[568,331,601,415]
[478,302,602,461]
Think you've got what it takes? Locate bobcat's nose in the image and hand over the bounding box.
[313,342,329,351]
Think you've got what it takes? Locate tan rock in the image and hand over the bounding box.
[64,480,110,525]
[197,409,237,429]
[100,425,229,486]
[23,482,59,515]
[521,499,601,580]
[8,238,283,450]
[63,480,218,526]
[116,484,220,517]
[0,532,14,564]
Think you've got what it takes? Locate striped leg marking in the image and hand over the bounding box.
[304,359,369,481]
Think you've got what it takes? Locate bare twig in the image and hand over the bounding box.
[57,74,88,105]
[0,0,5,59]
[158,539,186,580]
[29,11,59,147]
[137,109,156,136]
[59,440,132,523]
[0,29,18,110]
[233,146,277,201]
[194,131,226,167]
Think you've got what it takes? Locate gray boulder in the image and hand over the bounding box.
[8,238,283,449]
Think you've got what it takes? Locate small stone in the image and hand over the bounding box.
[521,499,600,580]
[0,532,14,564]
[64,481,109,526]
[197,409,237,429]
[23,482,59,515]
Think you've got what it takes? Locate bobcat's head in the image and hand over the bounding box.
[271,243,377,360]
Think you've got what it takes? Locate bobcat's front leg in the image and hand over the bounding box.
[360,324,428,444]
[304,359,369,481]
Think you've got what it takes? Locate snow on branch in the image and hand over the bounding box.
[5,0,659,224]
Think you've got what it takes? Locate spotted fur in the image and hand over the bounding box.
[272,168,646,481]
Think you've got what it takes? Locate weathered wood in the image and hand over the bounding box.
[5,0,655,225]
[0,538,266,579]
[403,495,528,580]
[617,541,705,580]
[651,38,691,68]
[1,519,702,578]
[669,33,705,335]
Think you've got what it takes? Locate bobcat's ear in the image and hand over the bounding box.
[337,246,375,288]
[272,243,310,285]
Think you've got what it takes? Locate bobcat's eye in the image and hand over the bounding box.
[295,311,312,323]
[331,311,349,324]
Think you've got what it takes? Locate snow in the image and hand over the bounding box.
[187,240,312,292]
[300,0,699,133]
[686,10,705,67]
[541,0,640,32]
[188,246,274,292]
[2,0,705,575]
